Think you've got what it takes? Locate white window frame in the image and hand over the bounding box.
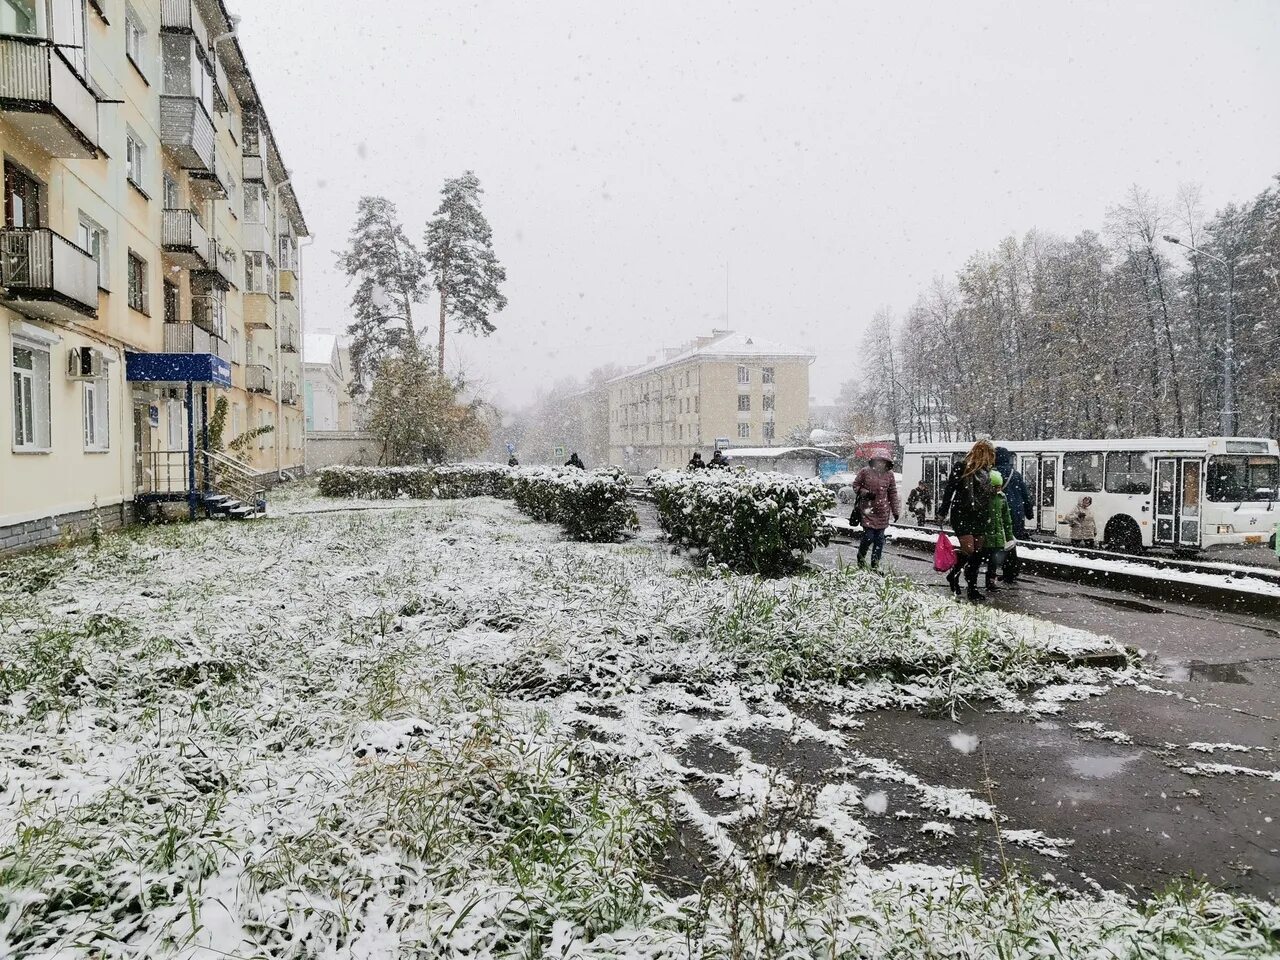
[11,337,51,452]
[127,249,148,314]
[737,394,750,412]
[83,377,110,451]
[738,423,750,440]
[762,366,775,384]
[77,213,109,291]
[125,128,145,191]
[125,3,146,75]
[762,422,775,441]
[166,398,184,450]
[737,365,749,385]
[762,394,775,411]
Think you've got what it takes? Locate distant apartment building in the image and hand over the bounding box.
[303,333,375,467]
[1,0,308,552]
[607,330,815,472]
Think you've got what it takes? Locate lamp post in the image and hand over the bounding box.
[1164,235,1236,437]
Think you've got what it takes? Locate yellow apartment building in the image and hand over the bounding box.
[0,0,308,552]
[608,330,815,473]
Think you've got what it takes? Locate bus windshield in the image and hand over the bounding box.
[1207,456,1280,503]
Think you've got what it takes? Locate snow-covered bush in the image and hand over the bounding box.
[316,463,512,500]
[511,466,638,542]
[647,469,836,574]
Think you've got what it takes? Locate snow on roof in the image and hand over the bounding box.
[304,333,338,366]
[609,330,816,383]
[726,446,839,459]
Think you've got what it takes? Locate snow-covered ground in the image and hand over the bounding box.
[1,492,1276,958]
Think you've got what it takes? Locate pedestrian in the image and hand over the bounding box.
[709,449,729,470]
[1065,496,1097,548]
[906,479,930,526]
[688,452,706,470]
[983,470,1016,592]
[995,446,1034,583]
[852,449,900,570]
[565,452,585,470]
[939,439,997,601]
[507,455,519,467]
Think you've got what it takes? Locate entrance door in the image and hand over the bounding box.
[1020,455,1039,529]
[132,398,152,494]
[1038,456,1058,533]
[1154,458,1178,545]
[1179,460,1202,548]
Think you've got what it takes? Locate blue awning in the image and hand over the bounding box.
[126,352,231,388]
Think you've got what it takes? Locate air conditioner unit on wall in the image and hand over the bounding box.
[66,346,107,380]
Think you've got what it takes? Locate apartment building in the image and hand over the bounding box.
[0,0,308,552]
[607,330,815,473]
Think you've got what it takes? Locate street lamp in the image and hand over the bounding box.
[1164,235,1236,437]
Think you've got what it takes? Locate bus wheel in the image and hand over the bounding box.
[1104,516,1144,555]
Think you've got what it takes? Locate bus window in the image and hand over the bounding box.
[1104,452,1152,495]
[1063,452,1103,492]
[1207,456,1280,502]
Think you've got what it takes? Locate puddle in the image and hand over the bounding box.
[1164,660,1253,685]
[1086,594,1166,615]
[1067,753,1143,780]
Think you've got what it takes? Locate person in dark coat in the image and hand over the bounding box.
[906,480,930,526]
[939,439,997,601]
[688,452,706,470]
[508,455,519,467]
[995,446,1034,583]
[851,451,900,570]
[709,450,729,470]
[565,452,585,469]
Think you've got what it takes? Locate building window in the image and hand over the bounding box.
[762,394,775,411]
[245,252,276,297]
[694,396,700,414]
[127,250,148,313]
[77,215,109,290]
[125,4,146,74]
[738,394,750,412]
[5,159,43,228]
[762,366,775,384]
[166,399,184,449]
[12,341,50,451]
[763,422,775,441]
[163,173,179,209]
[83,379,109,451]
[737,365,749,385]
[738,423,750,439]
[163,279,179,324]
[1,0,38,35]
[125,129,146,192]
[231,402,240,436]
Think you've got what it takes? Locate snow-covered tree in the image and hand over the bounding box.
[338,196,429,393]
[424,172,508,375]
[366,358,491,465]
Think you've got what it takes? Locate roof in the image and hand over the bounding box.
[303,333,338,366]
[609,330,816,383]
[726,446,838,460]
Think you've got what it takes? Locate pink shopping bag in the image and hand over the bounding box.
[934,532,957,573]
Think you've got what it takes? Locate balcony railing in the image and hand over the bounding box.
[1,228,98,322]
[281,381,299,406]
[0,37,99,158]
[246,364,272,394]
[160,0,211,57]
[164,322,229,360]
[160,95,215,172]
[279,323,298,353]
[193,238,238,290]
[161,209,210,268]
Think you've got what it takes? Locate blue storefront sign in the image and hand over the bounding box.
[125,352,232,387]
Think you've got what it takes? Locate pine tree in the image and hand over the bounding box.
[424,172,508,375]
[337,196,429,393]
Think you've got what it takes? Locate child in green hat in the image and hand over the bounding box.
[983,469,1015,592]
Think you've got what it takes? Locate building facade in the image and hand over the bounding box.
[1,0,308,552]
[607,330,815,473]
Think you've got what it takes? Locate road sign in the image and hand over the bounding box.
[554,446,566,458]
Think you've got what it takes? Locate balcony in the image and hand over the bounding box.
[242,153,265,182]
[190,148,229,198]
[243,291,274,330]
[161,209,210,269]
[163,322,228,361]
[192,239,238,290]
[279,322,298,353]
[243,220,273,254]
[212,55,228,114]
[0,37,99,158]
[160,0,212,57]
[246,364,272,395]
[0,228,98,323]
[281,381,299,406]
[160,95,215,172]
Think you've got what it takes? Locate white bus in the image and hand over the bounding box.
[901,437,1280,554]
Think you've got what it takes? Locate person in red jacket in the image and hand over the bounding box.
[852,448,900,569]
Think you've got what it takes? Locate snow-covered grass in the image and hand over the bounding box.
[0,493,1275,958]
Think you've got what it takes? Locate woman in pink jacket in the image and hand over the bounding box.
[852,450,900,569]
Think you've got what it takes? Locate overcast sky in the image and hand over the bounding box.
[238,0,1280,410]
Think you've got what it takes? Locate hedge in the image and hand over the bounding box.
[315,463,636,543]
[647,469,835,574]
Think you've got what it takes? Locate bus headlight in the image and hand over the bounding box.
[1216,524,1234,535]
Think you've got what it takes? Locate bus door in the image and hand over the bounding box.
[1020,455,1039,528]
[1038,456,1058,533]
[1154,458,1203,548]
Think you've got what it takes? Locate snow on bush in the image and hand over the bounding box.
[647,469,836,574]
[316,462,513,500]
[510,466,639,542]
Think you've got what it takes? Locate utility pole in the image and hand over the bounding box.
[1164,235,1236,436]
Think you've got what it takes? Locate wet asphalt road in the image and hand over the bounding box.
[801,538,1280,898]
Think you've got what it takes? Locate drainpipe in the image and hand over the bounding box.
[271,177,290,479]
[297,234,314,472]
